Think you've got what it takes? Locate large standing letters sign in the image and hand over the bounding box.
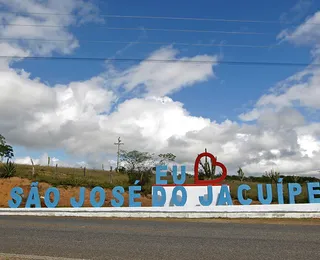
[7,152,320,208]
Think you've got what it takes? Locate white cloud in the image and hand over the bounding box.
[0,42,30,68]
[233,11,320,176]
[277,11,320,46]
[15,153,72,167]
[1,2,320,178]
[239,108,266,122]
[224,10,320,125]
[0,0,103,56]
[0,68,116,149]
[15,153,119,170]
[297,135,320,157]
[107,46,218,97]
[0,59,320,177]
[15,153,51,166]
[239,59,320,122]
[2,51,320,177]
[279,0,313,24]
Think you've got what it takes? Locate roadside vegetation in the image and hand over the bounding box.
[1,133,318,204]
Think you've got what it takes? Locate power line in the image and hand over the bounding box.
[0,24,274,35]
[2,11,320,25]
[0,38,277,49]
[1,55,318,67]
[98,14,320,25]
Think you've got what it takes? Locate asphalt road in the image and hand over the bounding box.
[0,216,319,260]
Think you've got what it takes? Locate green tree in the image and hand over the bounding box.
[0,134,15,178]
[263,169,280,184]
[292,175,300,183]
[120,150,154,172]
[0,134,14,162]
[237,167,247,199]
[120,150,154,189]
[237,167,245,182]
[158,153,176,165]
[158,153,176,173]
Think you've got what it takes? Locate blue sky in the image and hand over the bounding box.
[1,0,320,176]
[15,0,318,121]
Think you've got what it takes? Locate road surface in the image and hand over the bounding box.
[0,216,319,260]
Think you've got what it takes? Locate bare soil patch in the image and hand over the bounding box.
[0,177,152,207]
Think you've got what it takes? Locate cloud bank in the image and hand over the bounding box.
[0,1,319,177]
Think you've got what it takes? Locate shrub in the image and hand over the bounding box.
[127,170,152,194]
[0,159,16,178]
[117,166,126,173]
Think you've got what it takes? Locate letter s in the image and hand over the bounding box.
[111,186,124,207]
[8,187,23,208]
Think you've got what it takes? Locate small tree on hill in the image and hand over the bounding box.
[120,150,154,188]
[237,167,247,199]
[292,175,300,183]
[0,134,14,162]
[0,134,15,178]
[120,150,154,172]
[237,167,245,182]
[158,153,176,173]
[263,169,280,184]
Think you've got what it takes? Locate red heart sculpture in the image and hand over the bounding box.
[194,152,227,185]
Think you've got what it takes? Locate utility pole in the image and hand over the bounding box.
[114,137,124,172]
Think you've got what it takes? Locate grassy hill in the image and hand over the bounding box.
[1,163,314,205]
[14,163,128,189]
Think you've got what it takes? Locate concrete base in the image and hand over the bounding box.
[1,204,319,219]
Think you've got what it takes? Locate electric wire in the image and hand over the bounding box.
[0,38,277,49]
[1,11,320,25]
[0,56,318,67]
[0,24,274,36]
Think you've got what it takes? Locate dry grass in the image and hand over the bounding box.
[225,180,310,203]
[0,164,153,207]
[0,177,152,208]
[0,163,312,207]
[15,164,129,189]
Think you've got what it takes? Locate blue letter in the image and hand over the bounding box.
[70,187,85,208]
[90,186,105,207]
[288,183,302,204]
[156,165,168,185]
[172,166,186,185]
[217,185,233,205]
[44,187,60,208]
[237,184,252,205]
[152,186,166,207]
[307,182,320,203]
[170,186,187,206]
[25,182,41,208]
[8,187,23,208]
[277,178,284,204]
[199,185,213,206]
[111,186,124,207]
[129,184,141,207]
[257,184,272,204]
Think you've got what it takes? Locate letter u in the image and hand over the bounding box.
[257,184,273,204]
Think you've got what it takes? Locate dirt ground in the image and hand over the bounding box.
[0,177,315,208]
[0,177,152,207]
[1,177,319,226]
[0,177,262,208]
